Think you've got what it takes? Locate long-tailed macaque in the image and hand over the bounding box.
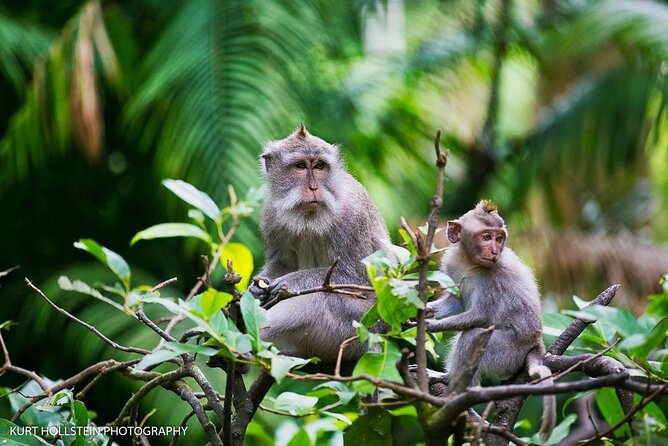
[249,124,391,364]
[426,200,556,440]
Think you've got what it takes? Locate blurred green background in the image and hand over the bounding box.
[1,0,668,444]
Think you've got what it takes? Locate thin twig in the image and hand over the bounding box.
[149,277,178,293]
[136,304,178,343]
[25,278,150,355]
[469,422,535,446]
[168,411,195,446]
[334,336,358,377]
[323,258,340,287]
[414,129,448,393]
[472,401,495,446]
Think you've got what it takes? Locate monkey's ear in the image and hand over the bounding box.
[261,153,272,172]
[446,220,462,244]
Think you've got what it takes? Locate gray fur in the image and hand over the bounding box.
[251,126,390,364]
[437,244,543,384]
[426,205,555,440]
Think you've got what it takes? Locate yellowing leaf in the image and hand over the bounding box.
[221,242,254,289]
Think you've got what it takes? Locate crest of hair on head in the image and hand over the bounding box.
[478,199,498,213]
[295,122,307,139]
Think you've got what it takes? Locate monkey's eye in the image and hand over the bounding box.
[313,161,326,170]
[294,161,308,170]
[496,235,505,243]
[481,233,492,241]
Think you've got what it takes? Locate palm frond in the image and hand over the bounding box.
[0,1,119,185]
[123,0,332,204]
[0,12,53,94]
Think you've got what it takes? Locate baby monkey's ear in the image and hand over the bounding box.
[446,220,462,244]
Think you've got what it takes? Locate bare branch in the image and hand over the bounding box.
[548,284,621,355]
[414,129,448,394]
[170,381,223,446]
[334,336,358,377]
[149,277,178,293]
[323,258,340,287]
[25,278,150,355]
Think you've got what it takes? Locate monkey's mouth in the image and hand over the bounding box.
[300,200,321,211]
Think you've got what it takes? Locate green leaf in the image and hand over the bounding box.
[360,303,380,328]
[310,382,357,405]
[240,292,267,351]
[163,179,221,220]
[57,276,125,312]
[352,342,402,394]
[164,341,219,356]
[268,354,311,383]
[270,392,318,416]
[537,413,577,445]
[143,296,225,345]
[343,407,392,446]
[71,400,88,427]
[221,242,254,290]
[0,419,45,445]
[286,428,310,446]
[73,239,131,289]
[199,288,234,319]
[136,349,183,370]
[595,387,632,437]
[130,223,212,246]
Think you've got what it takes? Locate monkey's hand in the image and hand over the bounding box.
[249,276,271,301]
[261,277,293,309]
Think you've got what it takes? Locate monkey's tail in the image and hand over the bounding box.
[526,352,556,442]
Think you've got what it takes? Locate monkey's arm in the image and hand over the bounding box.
[426,294,464,319]
[424,309,488,333]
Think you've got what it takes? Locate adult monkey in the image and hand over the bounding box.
[425,200,556,441]
[249,124,391,365]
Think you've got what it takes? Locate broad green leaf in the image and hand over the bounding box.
[561,390,593,416]
[360,303,379,328]
[188,209,205,224]
[595,387,632,437]
[199,288,234,319]
[286,428,310,446]
[163,179,220,220]
[240,292,267,351]
[268,354,311,383]
[271,392,318,416]
[130,223,211,246]
[221,242,254,290]
[533,413,577,445]
[0,419,46,445]
[136,349,182,370]
[310,382,357,405]
[57,276,125,312]
[71,400,88,427]
[352,342,402,394]
[376,278,422,329]
[163,341,219,356]
[73,239,131,288]
[143,296,225,345]
[343,407,392,446]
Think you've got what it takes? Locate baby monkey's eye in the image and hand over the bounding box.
[313,161,326,170]
[294,161,308,169]
[496,235,505,243]
[481,233,492,241]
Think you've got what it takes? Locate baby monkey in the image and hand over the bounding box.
[426,200,555,440]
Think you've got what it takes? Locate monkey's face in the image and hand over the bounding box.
[288,156,330,211]
[469,228,506,268]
